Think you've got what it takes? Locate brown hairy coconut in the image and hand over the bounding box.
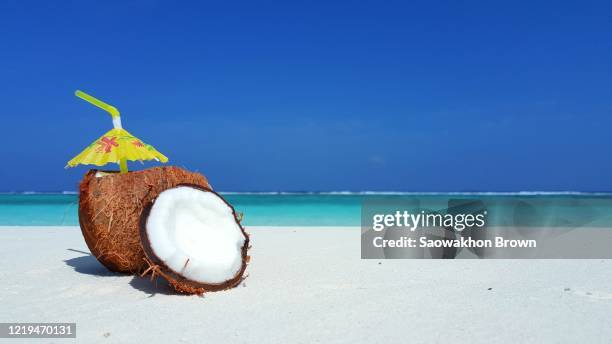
[139,184,250,294]
[78,166,210,273]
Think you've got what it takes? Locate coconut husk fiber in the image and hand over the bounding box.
[78,166,210,273]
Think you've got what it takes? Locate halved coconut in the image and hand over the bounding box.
[140,185,250,294]
[78,166,210,273]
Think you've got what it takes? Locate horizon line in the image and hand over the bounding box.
[2,191,612,196]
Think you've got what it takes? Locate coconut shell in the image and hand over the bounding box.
[78,166,210,273]
[139,185,250,295]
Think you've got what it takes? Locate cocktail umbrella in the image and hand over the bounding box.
[67,90,168,173]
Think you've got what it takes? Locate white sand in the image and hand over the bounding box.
[1,227,612,343]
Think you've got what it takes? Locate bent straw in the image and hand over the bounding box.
[75,90,120,117]
[75,90,128,173]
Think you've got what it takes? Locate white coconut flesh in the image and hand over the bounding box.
[145,186,245,285]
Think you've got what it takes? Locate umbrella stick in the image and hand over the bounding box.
[119,158,128,173]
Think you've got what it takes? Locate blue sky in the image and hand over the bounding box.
[0,1,611,192]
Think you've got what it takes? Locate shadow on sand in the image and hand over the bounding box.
[64,249,178,296]
[64,251,116,277]
[129,275,176,296]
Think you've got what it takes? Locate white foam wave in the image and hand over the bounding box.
[220,191,612,196]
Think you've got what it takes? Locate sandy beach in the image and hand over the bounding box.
[1,226,612,343]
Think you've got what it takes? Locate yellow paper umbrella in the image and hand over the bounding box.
[67,90,168,173]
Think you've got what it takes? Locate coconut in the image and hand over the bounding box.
[78,166,210,273]
[139,185,250,294]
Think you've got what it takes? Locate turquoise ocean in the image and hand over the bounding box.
[1,192,612,227]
